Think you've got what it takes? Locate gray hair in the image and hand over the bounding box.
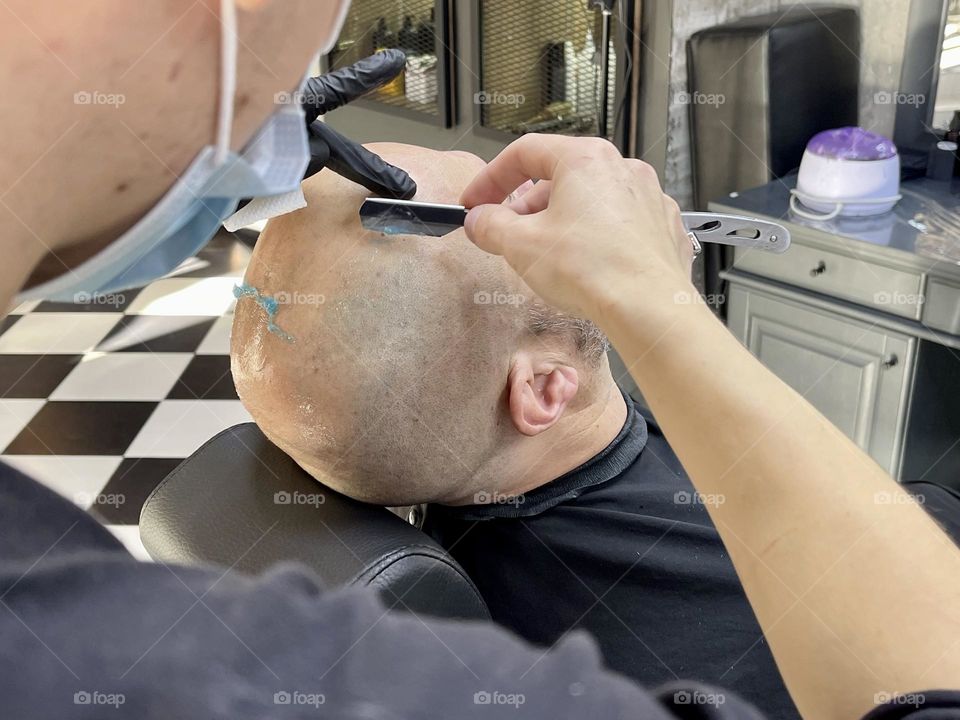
[525,303,610,366]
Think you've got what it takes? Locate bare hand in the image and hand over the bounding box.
[460,135,693,324]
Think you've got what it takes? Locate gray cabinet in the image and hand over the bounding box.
[712,176,960,490]
[727,284,915,475]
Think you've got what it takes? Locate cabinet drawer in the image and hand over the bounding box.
[733,243,924,320]
[923,277,960,335]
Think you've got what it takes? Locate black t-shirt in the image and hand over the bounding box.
[425,391,799,718]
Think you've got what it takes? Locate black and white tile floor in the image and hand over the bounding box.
[0,233,254,559]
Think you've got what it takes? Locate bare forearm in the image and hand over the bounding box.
[460,134,960,718]
[602,294,960,720]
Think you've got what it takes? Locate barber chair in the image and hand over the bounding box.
[139,423,490,621]
[901,481,960,545]
[141,428,960,621]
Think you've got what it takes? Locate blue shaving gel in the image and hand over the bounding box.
[233,284,295,343]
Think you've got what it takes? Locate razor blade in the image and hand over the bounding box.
[359,198,791,253]
[360,198,468,237]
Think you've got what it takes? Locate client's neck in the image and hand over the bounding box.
[460,377,628,504]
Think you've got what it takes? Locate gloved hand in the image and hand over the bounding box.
[302,49,417,199]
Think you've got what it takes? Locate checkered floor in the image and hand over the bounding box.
[0,232,255,559]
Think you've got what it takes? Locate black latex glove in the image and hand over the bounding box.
[301,49,417,199]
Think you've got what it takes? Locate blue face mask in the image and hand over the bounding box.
[16,0,315,304]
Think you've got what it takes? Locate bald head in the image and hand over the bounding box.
[232,143,610,505]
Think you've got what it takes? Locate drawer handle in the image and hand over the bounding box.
[882,354,899,369]
[809,261,827,277]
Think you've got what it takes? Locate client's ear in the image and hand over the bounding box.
[507,353,579,437]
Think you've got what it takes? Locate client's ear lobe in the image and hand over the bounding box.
[508,354,579,437]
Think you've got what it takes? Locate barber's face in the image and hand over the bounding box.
[5,0,347,284]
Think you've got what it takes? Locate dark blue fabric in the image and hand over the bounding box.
[1,442,956,719]
[861,691,960,719]
[0,457,767,719]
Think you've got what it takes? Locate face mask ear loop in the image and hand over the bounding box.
[214,0,238,166]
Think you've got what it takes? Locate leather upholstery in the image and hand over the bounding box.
[904,480,960,546]
[140,423,489,621]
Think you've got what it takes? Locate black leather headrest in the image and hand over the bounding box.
[902,480,960,546]
[140,423,489,621]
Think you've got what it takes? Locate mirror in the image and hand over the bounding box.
[934,0,960,130]
[893,0,954,174]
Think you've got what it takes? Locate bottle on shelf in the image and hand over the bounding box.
[398,15,417,52]
[372,17,404,99]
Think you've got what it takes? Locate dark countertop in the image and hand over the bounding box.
[709,174,960,268]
